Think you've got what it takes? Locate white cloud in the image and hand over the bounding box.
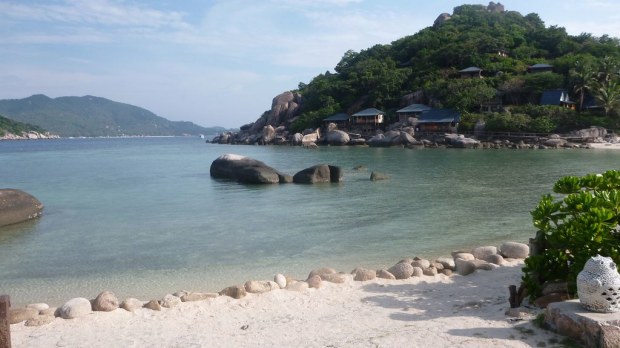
[0,0,188,28]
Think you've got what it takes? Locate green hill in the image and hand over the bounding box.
[0,94,220,137]
[291,3,620,133]
[0,114,46,137]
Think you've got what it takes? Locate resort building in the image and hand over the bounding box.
[396,104,431,123]
[416,109,461,133]
[527,63,553,73]
[351,108,385,133]
[323,113,350,130]
[540,89,576,109]
[458,66,483,79]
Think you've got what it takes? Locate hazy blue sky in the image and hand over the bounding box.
[1,0,619,128]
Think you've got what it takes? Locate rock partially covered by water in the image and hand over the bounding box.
[59,298,92,319]
[0,189,44,227]
[370,172,389,181]
[210,154,291,184]
[326,130,350,146]
[293,165,342,184]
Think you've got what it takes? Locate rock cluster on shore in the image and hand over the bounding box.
[212,122,619,150]
[0,131,59,140]
[8,241,531,327]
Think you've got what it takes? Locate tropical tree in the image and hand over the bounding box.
[594,80,620,118]
[597,56,620,85]
[569,60,596,111]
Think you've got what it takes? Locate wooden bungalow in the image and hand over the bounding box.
[527,63,553,73]
[396,104,431,123]
[416,109,461,133]
[323,113,349,130]
[540,89,576,110]
[351,108,384,133]
[458,66,483,79]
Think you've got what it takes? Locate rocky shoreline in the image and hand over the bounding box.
[0,131,59,140]
[209,91,620,150]
[7,240,531,327]
[211,121,619,150]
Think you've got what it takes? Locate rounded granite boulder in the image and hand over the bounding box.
[209,154,291,184]
[0,189,44,227]
[59,298,92,319]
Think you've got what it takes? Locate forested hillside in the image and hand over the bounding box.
[291,3,620,133]
[0,114,45,137]
[0,94,217,137]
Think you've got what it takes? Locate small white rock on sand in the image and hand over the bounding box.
[9,260,567,348]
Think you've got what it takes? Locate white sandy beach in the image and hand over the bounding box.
[10,260,567,348]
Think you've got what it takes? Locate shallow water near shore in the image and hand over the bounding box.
[0,137,618,306]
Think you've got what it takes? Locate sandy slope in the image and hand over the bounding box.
[10,261,566,348]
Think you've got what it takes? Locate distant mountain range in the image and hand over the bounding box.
[0,94,227,137]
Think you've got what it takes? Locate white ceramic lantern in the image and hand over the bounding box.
[577,255,620,313]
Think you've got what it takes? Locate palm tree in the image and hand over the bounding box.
[570,60,596,112]
[594,80,620,118]
[597,56,620,86]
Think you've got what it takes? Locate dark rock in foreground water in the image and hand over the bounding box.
[293,164,342,184]
[0,188,44,227]
[210,154,291,184]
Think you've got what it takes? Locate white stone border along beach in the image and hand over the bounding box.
[8,241,572,347]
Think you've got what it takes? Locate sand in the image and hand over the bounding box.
[9,260,568,348]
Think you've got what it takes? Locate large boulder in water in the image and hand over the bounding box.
[326,130,350,146]
[0,189,44,227]
[367,131,403,147]
[293,164,342,184]
[210,154,291,184]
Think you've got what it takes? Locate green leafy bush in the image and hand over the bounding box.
[523,170,620,299]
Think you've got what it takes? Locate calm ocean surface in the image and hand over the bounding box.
[1,137,618,306]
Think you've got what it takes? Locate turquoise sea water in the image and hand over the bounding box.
[1,137,619,306]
